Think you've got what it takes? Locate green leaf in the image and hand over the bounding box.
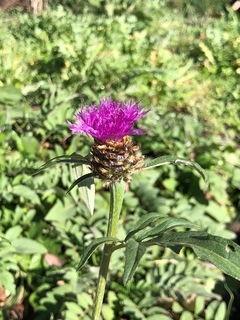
[148,316,172,320]
[205,300,219,320]
[143,156,208,187]
[123,238,146,286]
[77,237,119,271]
[45,198,76,222]
[125,212,167,242]
[215,301,226,320]
[67,172,94,194]
[12,185,40,205]
[0,85,22,104]
[102,304,115,320]
[88,0,101,7]
[33,153,89,175]
[64,302,83,315]
[137,218,200,241]
[0,235,11,245]
[5,226,23,242]
[0,271,16,295]
[172,301,183,313]
[145,231,240,281]
[180,310,194,320]
[11,238,47,254]
[72,164,95,215]
[194,296,205,315]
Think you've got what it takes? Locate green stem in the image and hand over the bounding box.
[92,180,125,320]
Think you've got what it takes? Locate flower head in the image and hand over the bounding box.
[68,97,149,185]
[68,97,148,142]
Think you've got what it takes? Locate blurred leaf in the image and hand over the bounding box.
[123,238,146,286]
[0,86,22,104]
[21,136,40,156]
[12,185,40,205]
[102,304,115,320]
[179,310,194,320]
[45,198,76,222]
[71,164,95,215]
[0,271,16,295]
[88,0,101,7]
[206,201,230,223]
[199,42,215,65]
[5,226,23,242]
[205,300,220,320]
[194,296,205,315]
[64,302,83,315]
[162,178,178,191]
[11,238,47,254]
[215,301,226,320]
[232,168,240,188]
[148,316,172,320]
[172,301,184,313]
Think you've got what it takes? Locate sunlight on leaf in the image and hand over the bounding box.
[72,164,95,215]
[123,238,146,286]
[145,231,240,281]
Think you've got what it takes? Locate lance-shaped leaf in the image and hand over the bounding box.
[125,212,167,242]
[11,238,47,254]
[72,164,95,215]
[144,231,240,281]
[33,153,90,175]
[137,218,200,241]
[123,238,146,286]
[67,172,94,193]
[76,236,119,271]
[143,156,208,187]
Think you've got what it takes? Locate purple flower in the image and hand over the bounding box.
[68,97,148,142]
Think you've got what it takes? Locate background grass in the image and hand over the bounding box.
[0,1,240,319]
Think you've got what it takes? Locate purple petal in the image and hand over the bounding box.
[68,97,149,142]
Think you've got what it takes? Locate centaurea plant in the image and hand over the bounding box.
[37,97,240,320]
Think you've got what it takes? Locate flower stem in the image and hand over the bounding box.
[92,180,125,320]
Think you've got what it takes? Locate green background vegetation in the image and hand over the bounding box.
[0,0,240,319]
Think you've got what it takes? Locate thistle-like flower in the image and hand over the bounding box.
[68,97,149,185]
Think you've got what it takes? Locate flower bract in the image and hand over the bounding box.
[68,97,148,142]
